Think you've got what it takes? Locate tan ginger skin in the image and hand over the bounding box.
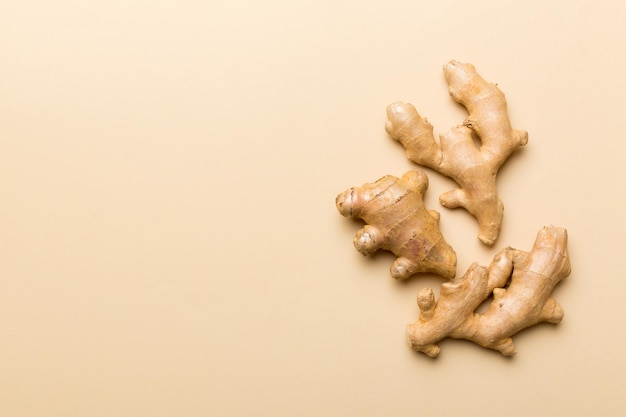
[407,225,571,357]
[336,170,457,280]
[386,60,528,245]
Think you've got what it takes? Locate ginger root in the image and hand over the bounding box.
[386,60,528,245]
[406,225,571,357]
[336,170,457,280]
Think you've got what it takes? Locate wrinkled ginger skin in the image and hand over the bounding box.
[335,170,457,280]
[406,225,570,357]
[386,60,528,245]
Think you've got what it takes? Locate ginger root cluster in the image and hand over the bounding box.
[334,60,570,358]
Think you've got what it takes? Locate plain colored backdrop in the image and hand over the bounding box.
[1,0,625,416]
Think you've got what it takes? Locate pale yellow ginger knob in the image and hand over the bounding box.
[406,225,570,357]
[336,170,457,280]
[386,61,528,245]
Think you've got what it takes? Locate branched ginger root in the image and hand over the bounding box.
[386,60,528,245]
[406,225,571,357]
[336,170,456,280]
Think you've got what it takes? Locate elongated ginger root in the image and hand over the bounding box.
[386,61,528,245]
[406,225,570,357]
[336,170,456,280]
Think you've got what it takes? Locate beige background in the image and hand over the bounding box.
[1,0,625,416]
